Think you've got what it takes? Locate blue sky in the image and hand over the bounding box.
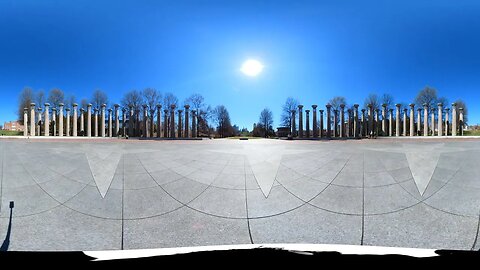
[1,0,479,129]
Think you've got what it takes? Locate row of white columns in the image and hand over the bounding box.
[24,103,198,138]
[290,102,465,138]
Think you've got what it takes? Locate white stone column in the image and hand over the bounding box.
[108,108,113,137]
[121,108,126,137]
[23,108,28,136]
[395,104,401,137]
[451,103,457,136]
[437,103,443,136]
[423,103,428,136]
[291,110,296,136]
[184,105,190,138]
[298,105,304,138]
[52,108,57,136]
[375,109,380,136]
[44,103,50,136]
[94,108,99,137]
[59,103,64,137]
[143,104,148,138]
[353,104,359,138]
[129,105,134,137]
[170,105,176,138]
[459,108,464,136]
[319,109,324,138]
[417,108,421,136]
[430,108,435,136]
[30,103,36,136]
[37,107,42,136]
[368,104,373,137]
[80,108,85,136]
[445,108,450,136]
[87,104,92,137]
[72,103,77,137]
[192,110,197,138]
[177,109,183,138]
[101,104,106,137]
[66,108,70,136]
[402,108,407,136]
[361,109,366,137]
[333,109,338,137]
[381,104,387,135]
[326,105,332,138]
[149,109,155,138]
[312,105,318,138]
[114,104,120,137]
[164,109,169,137]
[388,109,393,136]
[305,109,310,138]
[339,104,345,138]
[409,104,415,136]
[156,104,162,138]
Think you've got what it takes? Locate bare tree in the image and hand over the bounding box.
[455,99,468,125]
[47,88,65,109]
[91,89,108,109]
[17,87,34,124]
[437,96,449,108]
[329,96,347,111]
[280,97,299,130]
[186,93,211,135]
[414,86,438,109]
[67,94,77,108]
[163,92,179,111]
[259,107,274,138]
[186,93,205,112]
[213,105,233,138]
[381,93,394,108]
[36,90,45,107]
[80,98,89,109]
[121,90,143,112]
[364,93,380,111]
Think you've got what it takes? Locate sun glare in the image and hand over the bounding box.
[240,59,264,76]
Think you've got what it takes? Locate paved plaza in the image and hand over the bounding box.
[0,137,479,251]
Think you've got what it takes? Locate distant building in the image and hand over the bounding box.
[3,121,24,131]
[276,127,290,137]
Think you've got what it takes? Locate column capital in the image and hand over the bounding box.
[44,103,50,107]
[59,103,64,107]
[305,109,310,113]
[72,103,78,107]
[445,108,450,111]
[409,103,415,108]
[423,103,428,107]
[80,108,85,112]
[367,104,373,108]
[156,104,162,109]
[24,108,28,112]
[395,103,401,108]
[437,103,443,107]
[52,107,57,112]
[128,104,133,109]
[87,103,92,108]
[94,108,99,112]
[142,104,148,109]
[30,102,36,107]
[290,109,296,113]
[340,104,345,109]
[65,108,70,111]
[382,103,387,108]
[164,109,169,113]
[319,109,324,113]
[361,109,365,112]
[312,105,317,109]
[114,104,120,108]
[177,109,183,113]
[298,105,303,109]
[101,103,106,108]
[108,108,112,112]
[37,107,42,112]
[192,110,197,115]
[184,104,190,110]
[459,107,464,112]
[404,108,408,112]
[451,102,457,107]
[389,108,393,112]
[417,108,422,111]
[354,104,359,108]
[170,104,176,110]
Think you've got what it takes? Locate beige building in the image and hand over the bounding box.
[3,121,24,131]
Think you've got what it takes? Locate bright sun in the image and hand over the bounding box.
[240,59,264,76]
